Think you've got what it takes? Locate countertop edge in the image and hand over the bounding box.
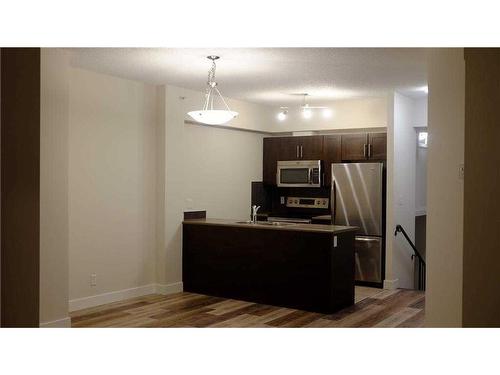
[182,218,359,234]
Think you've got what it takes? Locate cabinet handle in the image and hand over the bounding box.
[363,144,367,158]
[296,145,299,158]
[368,144,372,158]
[300,145,303,158]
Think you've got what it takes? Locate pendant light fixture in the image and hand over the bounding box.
[276,93,332,121]
[277,107,288,121]
[188,56,238,125]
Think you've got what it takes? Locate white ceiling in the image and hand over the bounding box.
[68,48,429,106]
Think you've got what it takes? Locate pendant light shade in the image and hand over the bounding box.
[188,56,238,125]
[187,109,239,125]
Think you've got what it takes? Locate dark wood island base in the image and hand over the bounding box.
[183,219,358,314]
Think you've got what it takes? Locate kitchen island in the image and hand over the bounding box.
[183,218,358,314]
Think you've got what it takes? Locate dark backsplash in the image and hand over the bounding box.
[251,182,331,219]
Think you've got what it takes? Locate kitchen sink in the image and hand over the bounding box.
[235,221,296,226]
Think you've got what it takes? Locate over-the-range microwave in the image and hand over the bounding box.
[276,160,322,187]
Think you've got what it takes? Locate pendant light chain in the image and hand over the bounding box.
[202,57,231,112]
[207,59,217,87]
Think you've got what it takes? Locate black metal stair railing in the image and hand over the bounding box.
[394,224,426,291]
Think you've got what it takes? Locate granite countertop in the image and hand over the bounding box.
[183,218,358,234]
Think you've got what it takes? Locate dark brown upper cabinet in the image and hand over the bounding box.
[279,136,323,160]
[323,135,342,186]
[298,136,324,160]
[263,133,385,186]
[263,137,281,185]
[368,133,387,160]
[279,137,301,160]
[341,134,368,161]
[341,132,387,161]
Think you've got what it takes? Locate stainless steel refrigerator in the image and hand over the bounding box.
[331,162,384,285]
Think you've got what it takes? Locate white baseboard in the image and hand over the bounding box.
[69,284,157,312]
[415,207,427,216]
[68,282,183,312]
[40,317,71,328]
[383,279,399,290]
[156,282,183,295]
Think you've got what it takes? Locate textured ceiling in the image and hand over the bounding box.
[68,48,429,106]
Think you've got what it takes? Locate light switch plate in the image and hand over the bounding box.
[333,236,338,248]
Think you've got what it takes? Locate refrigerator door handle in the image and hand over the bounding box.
[330,180,335,221]
[356,237,380,242]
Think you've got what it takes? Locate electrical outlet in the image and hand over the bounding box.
[280,196,285,204]
[90,273,97,287]
[459,164,464,180]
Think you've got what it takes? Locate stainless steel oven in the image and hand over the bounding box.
[277,160,322,187]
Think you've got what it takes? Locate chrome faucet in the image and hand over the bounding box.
[251,205,261,224]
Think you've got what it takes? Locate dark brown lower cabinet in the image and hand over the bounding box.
[183,223,355,314]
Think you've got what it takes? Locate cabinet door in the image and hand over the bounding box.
[297,135,324,160]
[368,133,387,160]
[279,137,301,160]
[341,133,368,161]
[323,135,341,186]
[263,137,281,185]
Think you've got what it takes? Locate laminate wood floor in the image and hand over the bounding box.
[70,287,425,328]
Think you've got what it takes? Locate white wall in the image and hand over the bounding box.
[413,97,428,127]
[414,97,428,215]
[156,85,265,287]
[68,68,157,306]
[393,93,417,289]
[425,49,464,327]
[385,92,418,290]
[415,145,427,215]
[40,49,70,326]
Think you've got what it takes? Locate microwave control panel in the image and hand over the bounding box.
[286,197,329,209]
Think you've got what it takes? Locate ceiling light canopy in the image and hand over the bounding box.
[276,94,332,121]
[188,56,238,125]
